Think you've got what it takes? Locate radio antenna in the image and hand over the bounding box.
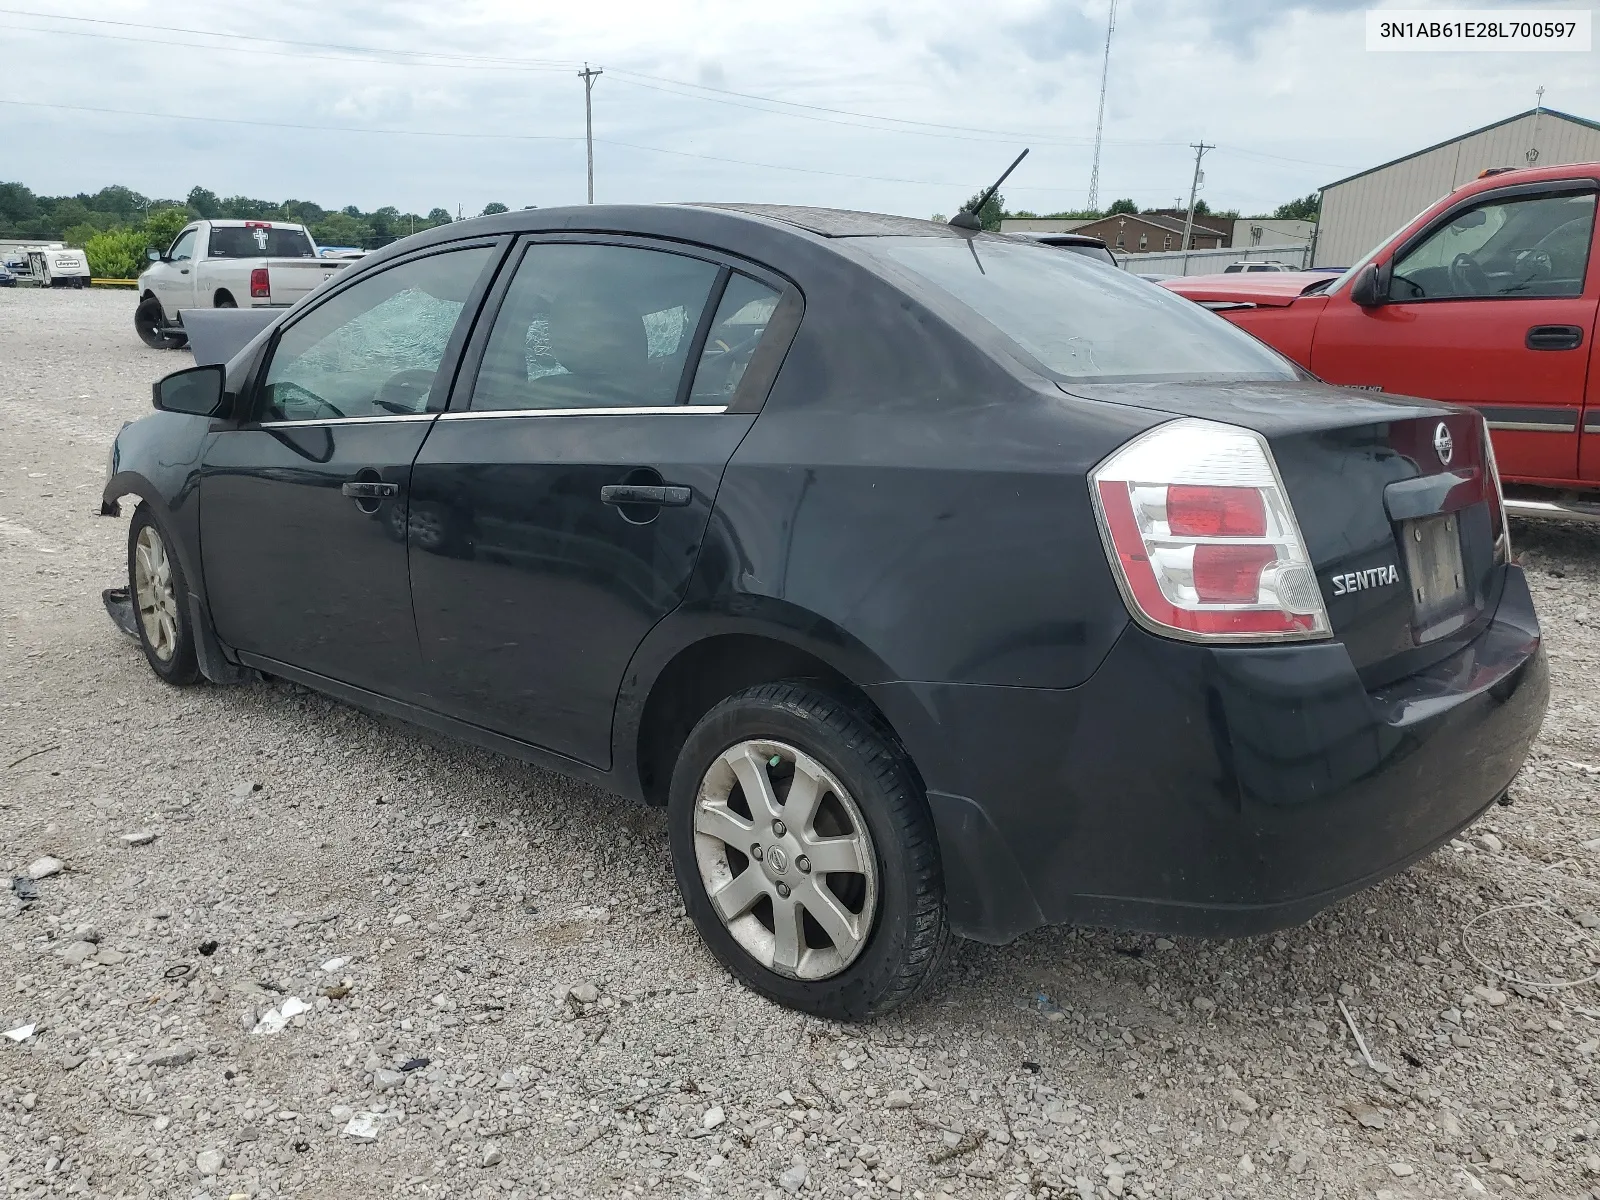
[950,149,1030,231]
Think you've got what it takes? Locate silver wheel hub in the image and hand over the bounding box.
[693,739,878,981]
[133,524,179,663]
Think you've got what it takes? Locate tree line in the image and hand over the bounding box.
[0,182,514,277]
[946,190,1320,231]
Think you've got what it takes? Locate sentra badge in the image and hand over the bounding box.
[1330,565,1400,596]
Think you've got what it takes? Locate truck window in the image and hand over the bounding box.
[167,229,198,262]
[209,226,317,259]
[1390,191,1596,301]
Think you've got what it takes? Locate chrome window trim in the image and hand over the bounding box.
[438,404,729,420]
[256,413,438,429]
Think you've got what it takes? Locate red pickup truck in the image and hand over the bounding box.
[1164,162,1600,522]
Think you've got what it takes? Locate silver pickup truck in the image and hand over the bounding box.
[134,219,354,348]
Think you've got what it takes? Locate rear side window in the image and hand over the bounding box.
[688,274,782,404]
[209,226,316,259]
[871,237,1297,383]
[470,243,721,411]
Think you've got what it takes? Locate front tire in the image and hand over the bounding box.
[128,507,200,685]
[668,682,950,1020]
[134,296,186,349]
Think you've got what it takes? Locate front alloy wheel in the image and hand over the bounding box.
[127,508,199,684]
[693,740,878,981]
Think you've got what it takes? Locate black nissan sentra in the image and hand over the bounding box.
[102,204,1547,1019]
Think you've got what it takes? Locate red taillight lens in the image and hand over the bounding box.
[1166,485,1266,538]
[1091,420,1330,643]
[250,267,270,299]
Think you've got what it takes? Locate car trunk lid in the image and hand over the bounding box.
[1067,380,1507,684]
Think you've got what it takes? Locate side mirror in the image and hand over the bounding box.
[152,364,230,418]
[147,247,162,263]
[1350,262,1387,308]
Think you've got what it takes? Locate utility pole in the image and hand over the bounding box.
[1086,0,1117,212]
[1527,84,1545,166]
[579,63,603,204]
[1180,141,1213,274]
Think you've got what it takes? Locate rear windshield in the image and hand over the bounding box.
[867,236,1298,383]
[208,226,315,259]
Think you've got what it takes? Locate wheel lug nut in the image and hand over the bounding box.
[772,819,787,837]
[750,845,764,861]
[796,855,811,874]
[776,882,791,898]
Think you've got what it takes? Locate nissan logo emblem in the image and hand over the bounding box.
[1433,422,1453,466]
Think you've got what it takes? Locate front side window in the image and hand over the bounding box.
[870,236,1298,383]
[1390,191,1596,300]
[259,246,492,422]
[210,225,316,259]
[471,243,721,411]
[168,229,198,262]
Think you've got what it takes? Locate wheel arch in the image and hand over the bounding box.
[213,288,236,307]
[619,603,915,809]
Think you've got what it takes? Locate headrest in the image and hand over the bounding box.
[546,296,645,378]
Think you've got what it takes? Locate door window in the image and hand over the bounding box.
[471,243,721,411]
[258,246,492,422]
[168,228,198,262]
[1390,191,1596,300]
[687,273,782,403]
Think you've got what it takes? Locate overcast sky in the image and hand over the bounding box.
[3,0,1596,219]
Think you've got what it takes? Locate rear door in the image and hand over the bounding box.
[1308,182,1599,485]
[408,237,792,767]
[199,240,501,699]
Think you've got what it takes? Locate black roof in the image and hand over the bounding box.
[1322,106,1600,191]
[695,204,962,239]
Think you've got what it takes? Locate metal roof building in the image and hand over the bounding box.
[1314,107,1600,267]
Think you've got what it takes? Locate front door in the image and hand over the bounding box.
[408,239,786,766]
[1309,184,1599,485]
[199,242,498,698]
[149,226,200,315]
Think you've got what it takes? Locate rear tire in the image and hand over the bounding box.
[668,681,950,1020]
[134,296,186,349]
[128,507,200,685]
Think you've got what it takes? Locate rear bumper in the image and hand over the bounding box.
[870,565,1547,943]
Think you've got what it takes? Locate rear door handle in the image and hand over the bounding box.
[1526,324,1584,351]
[342,481,399,499]
[600,484,692,507]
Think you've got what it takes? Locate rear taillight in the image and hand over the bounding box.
[1481,416,1510,563]
[1091,419,1330,642]
[250,267,270,299]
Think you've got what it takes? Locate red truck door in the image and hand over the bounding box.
[1309,182,1598,487]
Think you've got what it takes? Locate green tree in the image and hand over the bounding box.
[144,206,190,250]
[0,182,41,226]
[426,207,452,224]
[958,190,1005,231]
[187,187,221,218]
[480,202,510,216]
[1273,192,1320,221]
[1107,198,1139,215]
[83,227,151,278]
[310,211,372,248]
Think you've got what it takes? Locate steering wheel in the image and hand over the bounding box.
[372,368,436,414]
[1447,253,1492,296]
[695,330,764,397]
[270,381,346,421]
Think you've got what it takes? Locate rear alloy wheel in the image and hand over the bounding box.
[134,296,186,349]
[128,508,200,684]
[668,682,950,1019]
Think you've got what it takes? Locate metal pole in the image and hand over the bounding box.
[579,64,603,204]
[1180,141,1213,275]
[1086,0,1117,212]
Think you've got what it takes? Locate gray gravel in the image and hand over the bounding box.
[5,287,1600,1200]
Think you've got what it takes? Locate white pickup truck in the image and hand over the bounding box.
[134,219,354,348]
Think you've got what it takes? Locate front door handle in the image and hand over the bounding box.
[1527,324,1584,351]
[342,481,399,499]
[600,484,692,507]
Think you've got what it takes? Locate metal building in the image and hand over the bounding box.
[1314,107,1600,267]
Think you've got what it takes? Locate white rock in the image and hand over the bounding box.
[1475,833,1503,853]
[779,1159,808,1194]
[1288,1151,1309,1174]
[884,1090,914,1109]
[373,1069,405,1090]
[196,1148,226,1175]
[481,1144,503,1167]
[27,857,63,880]
[3,1024,35,1042]
[1193,997,1217,1012]
[702,1106,725,1129]
[571,983,600,1005]
[119,831,158,846]
[329,1105,354,1121]
[322,957,350,972]
[343,1112,382,1142]
[60,941,96,966]
[1472,985,1508,1006]
[1154,938,1175,950]
[1227,1087,1258,1114]
[1389,1162,1415,1177]
[253,998,308,1036]
[280,996,311,1019]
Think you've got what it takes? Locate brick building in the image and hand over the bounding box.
[1068,212,1228,255]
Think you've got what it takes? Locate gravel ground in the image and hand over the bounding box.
[5,287,1600,1200]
